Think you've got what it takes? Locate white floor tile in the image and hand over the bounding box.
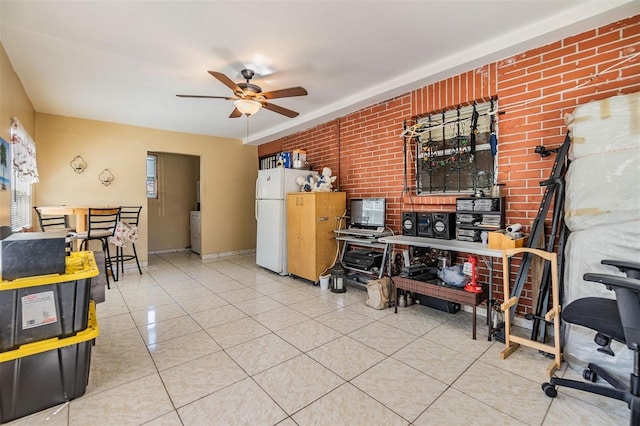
[11,253,627,426]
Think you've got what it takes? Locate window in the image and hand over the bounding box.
[10,171,31,231]
[412,100,497,194]
[146,154,157,198]
[9,118,38,231]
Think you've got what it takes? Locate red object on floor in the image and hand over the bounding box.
[464,255,483,293]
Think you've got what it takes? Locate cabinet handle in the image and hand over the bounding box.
[319,217,328,221]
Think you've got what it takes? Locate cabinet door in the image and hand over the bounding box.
[287,194,313,279]
[297,194,318,281]
[286,194,301,275]
[314,192,346,278]
[288,193,345,282]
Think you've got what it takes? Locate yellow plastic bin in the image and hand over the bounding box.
[0,251,99,352]
[0,301,98,423]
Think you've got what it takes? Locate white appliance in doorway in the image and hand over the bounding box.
[190,211,201,254]
[255,168,316,275]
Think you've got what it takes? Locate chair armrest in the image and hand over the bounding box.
[583,273,640,292]
[601,259,640,278]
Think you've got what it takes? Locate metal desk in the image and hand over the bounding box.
[378,235,503,340]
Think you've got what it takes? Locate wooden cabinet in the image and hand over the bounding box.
[287,192,346,283]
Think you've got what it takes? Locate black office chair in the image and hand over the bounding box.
[76,207,120,289]
[542,259,640,425]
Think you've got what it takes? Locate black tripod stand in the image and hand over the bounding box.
[492,132,571,343]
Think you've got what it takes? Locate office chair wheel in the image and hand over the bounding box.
[542,382,558,398]
[583,369,598,382]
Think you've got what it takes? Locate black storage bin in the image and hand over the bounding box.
[0,251,98,352]
[0,301,98,423]
[0,340,92,423]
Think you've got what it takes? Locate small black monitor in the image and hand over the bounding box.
[350,198,386,229]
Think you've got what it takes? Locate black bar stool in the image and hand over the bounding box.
[34,206,76,254]
[76,207,121,288]
[110,206,143,280]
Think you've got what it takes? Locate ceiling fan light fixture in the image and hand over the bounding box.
[234,99,261,115]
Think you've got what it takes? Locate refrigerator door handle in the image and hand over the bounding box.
[256,175,260,199]
[255,200,259,221]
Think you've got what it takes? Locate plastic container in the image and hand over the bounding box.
[0,251,98,352]
[319,274,330,290]
[0,301,98,423]
[0,231,66,280]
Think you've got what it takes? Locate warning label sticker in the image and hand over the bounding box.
[21,291,58,329]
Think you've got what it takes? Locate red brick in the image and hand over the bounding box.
[579,50,623,69]
[475,67,484,100]
[528,41,563,58]
[528,75,562,91]
[579,31,621,50]
[598,36,640,54]
[499,67,528,83]
[600,16,640,34]
[564,48,597,64]
[564,30,597,46]
[623,21,640,38]
[621,63,640,78]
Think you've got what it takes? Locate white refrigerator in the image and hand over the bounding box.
[255,168,316,275]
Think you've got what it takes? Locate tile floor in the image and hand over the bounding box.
[7,252,629,425]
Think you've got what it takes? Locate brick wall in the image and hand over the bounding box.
[260,15,640,314]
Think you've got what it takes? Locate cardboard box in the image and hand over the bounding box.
[488,231,528,250]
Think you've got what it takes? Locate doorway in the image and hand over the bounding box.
[147,152,200,253]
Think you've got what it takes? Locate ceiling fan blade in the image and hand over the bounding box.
[176,94,235,100]
[208,71,243,93]
[263,102,299,118]
[229,107,243,118]
[260,87,308,100]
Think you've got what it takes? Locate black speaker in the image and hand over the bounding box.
[416,212,433,238]
[402,212,417,236]
[432,212,456,240]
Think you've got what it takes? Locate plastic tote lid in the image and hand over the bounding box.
[0,251,99,290]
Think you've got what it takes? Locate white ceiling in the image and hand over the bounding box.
[0,1,636,145]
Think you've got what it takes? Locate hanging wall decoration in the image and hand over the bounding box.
[70,155,87,173]
[99,168,114,186]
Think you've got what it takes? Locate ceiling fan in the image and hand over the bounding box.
[177,69,308,118]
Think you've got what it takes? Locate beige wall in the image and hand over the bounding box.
[148,152,200,252]
[1,40,258,261]
[34,113,258,263]
[0,43,36,227]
